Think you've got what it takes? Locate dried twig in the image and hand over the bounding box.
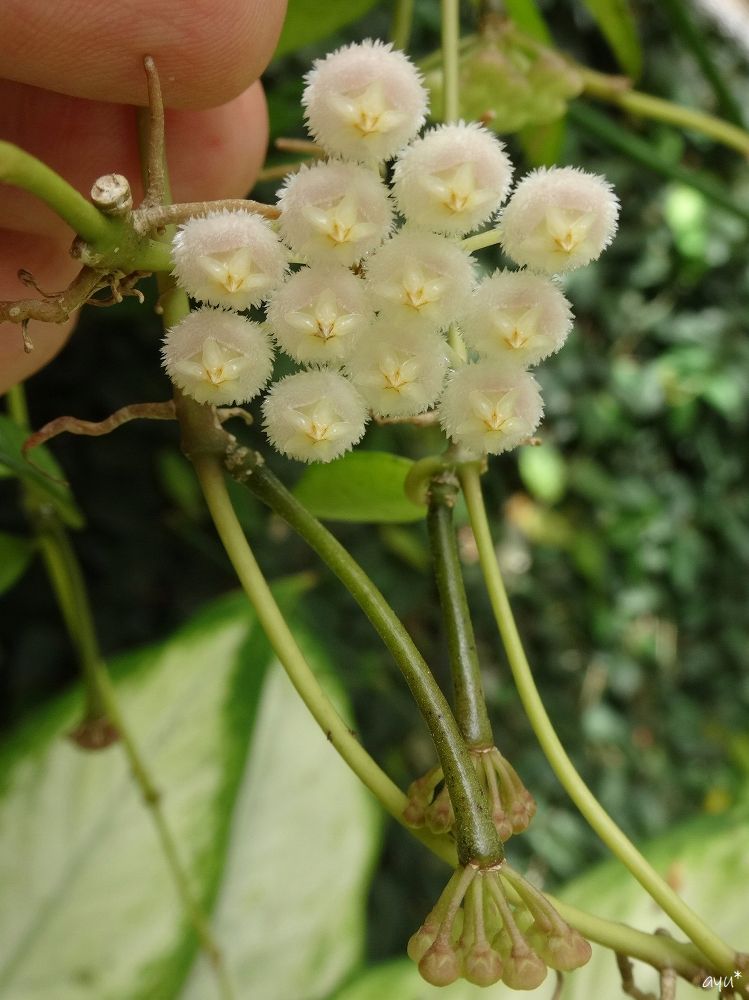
[616,952,657,1000]
[22,401,177,479]
[0,267,116,332]
[142,56,166,207]
[132,198,279,235]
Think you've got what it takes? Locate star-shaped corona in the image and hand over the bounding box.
[303,194,377,249]
[329,80,406,139]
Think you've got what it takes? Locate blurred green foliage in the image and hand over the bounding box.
[1,0,749,982]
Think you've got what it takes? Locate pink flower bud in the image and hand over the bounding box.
[418,940,462,987]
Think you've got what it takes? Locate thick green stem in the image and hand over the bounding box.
[391,0,415,50]
[189,448,454,866]
[441,0,460,123]
[0,141,113,244]
[458,462,738,974]
[427,472,493,748]
[579,67,749,158]
[222,447,502,866]
[538,894,711,985]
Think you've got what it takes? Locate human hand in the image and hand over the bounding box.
[0,0,286,391]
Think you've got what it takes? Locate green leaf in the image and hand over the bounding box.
[0,415,84,529]
[518,443,568,504]
[274,0,380,58]
[0,531,34,594]
[579,0,642,79]
[181,627,380,999]
[293,451,426,523]
[558,804,749,998]
[0,587,379,999]
[335,959,492,999]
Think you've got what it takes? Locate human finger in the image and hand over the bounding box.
[0,0,287,110]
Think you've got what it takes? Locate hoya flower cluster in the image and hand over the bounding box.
[408,862,591,988]
[163,39,619,464]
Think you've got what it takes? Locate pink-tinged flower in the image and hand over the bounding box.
[346,323,448,417]
[365,230,475,334]
[499,166,619,273]
[439,361,543,456]
[262,369,368,463]
[277,161,393,265]
[171,210,288,310]
[162,308,274,405]
[302,39,428,164]
[461,269,572,366]
[393,122,513,235]
[266,264,372,365]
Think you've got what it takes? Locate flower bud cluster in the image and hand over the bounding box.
[408,863,591,989]
[427,25,584,132]
[162,40,618,463]
[404,746,536,842]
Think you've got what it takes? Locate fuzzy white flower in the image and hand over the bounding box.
[171,210,289,310]
[461,269,573,366]
[365,230,475,334]
[266,265,371,365]
[346,324,449,417]
[392,122,513,235]
[499,166,619,274]
[162,308,274,405]
[277,161,393,265]
[439,362,543,456]
[262,370,368,463]
[302,39,428,164]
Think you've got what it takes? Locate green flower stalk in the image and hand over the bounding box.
[404,470,536,843]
